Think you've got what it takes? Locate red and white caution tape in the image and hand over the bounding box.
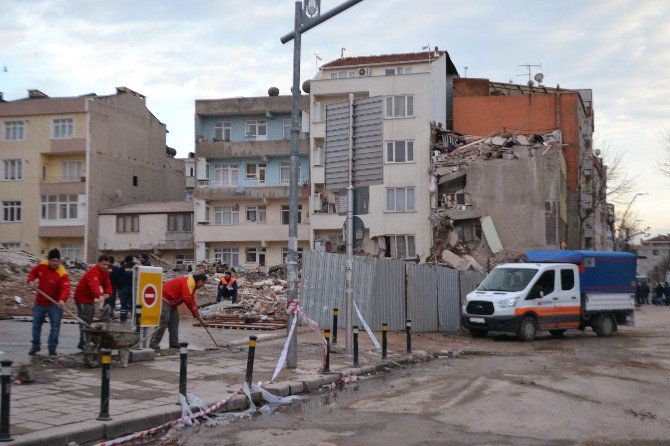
[271,313,298,381]
[353,300,381,349]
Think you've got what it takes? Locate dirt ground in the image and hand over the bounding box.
[154,305,670,446]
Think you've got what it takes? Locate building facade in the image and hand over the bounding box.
[637,235,670,280]
[193,95,311,266]
[98,201,194,265]
[0,87,185,262]
[308,50,459,260]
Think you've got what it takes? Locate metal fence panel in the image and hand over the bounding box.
[437,266,461,331]
[300,251,346,327]
[459,270,486,305]
[406,264,438,332]
[369,257,405,330]
[351,256,376,328]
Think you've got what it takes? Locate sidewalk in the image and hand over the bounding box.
[2,316,474,446]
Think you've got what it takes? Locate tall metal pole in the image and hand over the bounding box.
[286,1,303,369]
[345,93,355,355]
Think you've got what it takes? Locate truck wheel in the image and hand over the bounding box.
[517,317,537,342]
[594,314,614,337]
[469,328,488,338]
[549,329,566,337]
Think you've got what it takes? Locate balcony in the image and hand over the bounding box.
[41,138,87,155]
[39,178,86,195]
[38,225,85,238]
[194,182,311,201]
[195,223,310,243]
[157,232,195,250]
[195,139,309,159]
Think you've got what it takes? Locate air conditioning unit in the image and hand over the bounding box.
[357,67,371,77]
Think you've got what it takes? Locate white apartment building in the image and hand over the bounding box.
[308,50,459,260]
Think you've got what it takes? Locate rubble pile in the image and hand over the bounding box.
[200,276,287,321]
[0,248,87,316]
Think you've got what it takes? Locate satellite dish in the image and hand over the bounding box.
[527,80,535,87]
[534,72,544,83]
[594,149,601,156]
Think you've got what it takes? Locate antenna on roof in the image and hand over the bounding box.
[314,53,323,70]
[516,63,542,86]
[340,47,346,58]
[463,66,468,78]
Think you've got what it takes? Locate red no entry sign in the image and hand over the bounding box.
[142,284,158,308]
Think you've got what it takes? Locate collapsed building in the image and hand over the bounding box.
[428,124,567,269]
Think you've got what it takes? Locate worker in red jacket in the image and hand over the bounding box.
[74,255,112,349]
[150,273,207,350]
[27,249,71,356]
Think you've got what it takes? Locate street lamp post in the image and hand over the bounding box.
[281,0,365,369]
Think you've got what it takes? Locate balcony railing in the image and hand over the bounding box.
[195,138,309,159]
[194,181,311,200]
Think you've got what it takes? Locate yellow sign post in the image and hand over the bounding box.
[133,266,163,327]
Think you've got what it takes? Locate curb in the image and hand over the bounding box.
[9,349,438,446]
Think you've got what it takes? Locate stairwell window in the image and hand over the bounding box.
[386,141,414,163]
[385,95,414,118]
[3,121,24,140]
[52,118,74,139]
[2,201,21,222]
[386,187,415,212]
[3,160,22,180]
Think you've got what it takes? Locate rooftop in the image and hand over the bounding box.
[99,201,193,215]
[321,50,458,75]
[643,234,670,243]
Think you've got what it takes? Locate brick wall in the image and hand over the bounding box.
[453,78,490,97]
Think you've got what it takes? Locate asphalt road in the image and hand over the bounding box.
[160,306,670,446]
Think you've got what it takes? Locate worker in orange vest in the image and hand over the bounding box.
[216,271,238,304]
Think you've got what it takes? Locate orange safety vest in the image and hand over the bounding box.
[221,277,236,286]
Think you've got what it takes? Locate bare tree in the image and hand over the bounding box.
[660,131,670,179]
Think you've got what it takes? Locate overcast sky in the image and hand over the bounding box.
[1,0,668,238]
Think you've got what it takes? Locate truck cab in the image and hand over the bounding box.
[461,250,636,341]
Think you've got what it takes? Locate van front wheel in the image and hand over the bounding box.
[517,316,537,342]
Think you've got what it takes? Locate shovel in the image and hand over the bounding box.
[35,288,92,328]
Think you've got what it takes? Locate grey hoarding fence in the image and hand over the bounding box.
[300,251,486,332]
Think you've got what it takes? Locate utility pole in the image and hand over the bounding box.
[345,93,355,355]
[282,0,365,369]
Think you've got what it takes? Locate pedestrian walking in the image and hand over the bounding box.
[149,274,207,350]
[664,282,670,306]
[216,271,238,304]
[74,255,112,349]
[642,282,650,305]
[653,282,664,306]
[116,255,135,323]
[635,281,643,305]
[26,249,71,356]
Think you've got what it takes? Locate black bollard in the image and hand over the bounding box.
[245,336,257,386]
[135,304,142,334]
[332,308,339,345]
[381,323,388,360]
[0,360,12,442]
[96,349,112,421]
[323,329,331,373]
[352,325,360,367]
[406,319,412,354]
[178,342,189,405]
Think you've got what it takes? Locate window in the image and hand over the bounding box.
[60,243,82,261]
[52,118,74,139]
[245,120,267,137]
[133,175,138,187]
[280,163,302,184]
[1,242,20,250]
[281,205,302,225]
[214,247,239,266]
[213,121,231,141]
[2,201,21,222]
[246,205,266,223]
[188,166,194,177]
[283,119,291,139]
[455,219,482,243]
[41,195,79,220]
[561,269,575,290]
[3,121,24,140]
[167,213,192,232]
[245,247,266,265]
[384,67,411,75]
[214,205,239,225]
[116,215,139,233]
[61,160,82,181]
[386,141,414,163]
[213,164,239,186]
[185,192,193,202]
[384,235,416,259]
[3,160,22,180]
[245,164,266,183]
[175,254,195,265]
[385,95,414,118]
[386,187,415,212]
[282,247,304,263]
[330,70,355,79]
[530,270,555,299]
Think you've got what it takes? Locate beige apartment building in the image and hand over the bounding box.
[308,50,459,260]
[0,88,185,262]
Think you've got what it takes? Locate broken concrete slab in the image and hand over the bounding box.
[129,348,155,363]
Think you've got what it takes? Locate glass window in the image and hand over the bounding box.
[3,160,22,180]
[116,215,139,232]
[52,118,74,139]
[245,248,267,265]
[386,141,414,163]
[281,205,302,225]
[283,119,291,139]
[214,206,239,225]
[1,242,20,250]
[246,205,266,223]
[280,163,302,184]
[41,195,78,221]
[245,120,267,136]
[477,268,538,292]
[213,121,231,141]
[62,160,82,181]
[561,269,575,290]
[386,188,414,212]
[533,270,555,297]
[385,235,416,259]
[60,243,82,261]
[213,164,239,186]
[2,201,21,222]
[214,248,239,266]
[168,213,192,232]
[3,121,25,140]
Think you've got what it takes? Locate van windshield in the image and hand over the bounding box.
[477,268,538,292]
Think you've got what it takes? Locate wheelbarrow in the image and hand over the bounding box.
[82,323,140,368]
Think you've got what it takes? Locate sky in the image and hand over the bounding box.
[1,0,669,238]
